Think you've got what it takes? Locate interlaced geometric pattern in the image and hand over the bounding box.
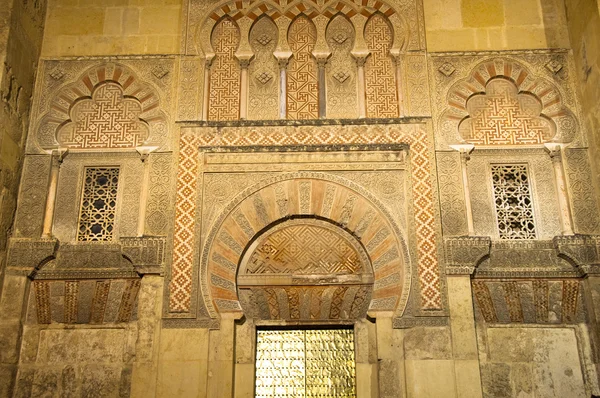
[287,15,318,119]
[255,329,356,398]
[169,133,199,312]
[460,79,553,145]
[57,83,149,149]
[247,224,361,274]
[491,165,536,240]
[77,167,120,241]
[208,17,241,120]
[364,13,398,118]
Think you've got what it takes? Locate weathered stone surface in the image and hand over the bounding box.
[403,327,452,360]
[481,327,587,398]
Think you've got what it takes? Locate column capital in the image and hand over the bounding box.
[50,148,68,165]
[274,51,292,70]
[544,142,569,160]
[136,146,158,162]
[351,51,370,67]
[450,144,475,164]
[235,52,254,69]
[204,54,215,69]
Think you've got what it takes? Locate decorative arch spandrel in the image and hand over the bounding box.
[248,15,280,120]
[35,63,169,153]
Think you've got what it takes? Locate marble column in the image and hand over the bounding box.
[353,54,368,119]
[41,149,67,239]
[316,56,329,119]
[392,53,405,117]
[238,58,251,120]
[201,56,214,121]
[545,143,574,235]
[135,146,157,237]
[275,53,292,119]
[450,144,475,235]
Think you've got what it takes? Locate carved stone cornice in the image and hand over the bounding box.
[477,239,581,278]
[444,236,600,278]
[444,236,491,275]
[7,236,166,279]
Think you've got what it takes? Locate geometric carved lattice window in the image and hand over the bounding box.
[255,329,356,397]
[77,167,120,241]
[491,164,536,240]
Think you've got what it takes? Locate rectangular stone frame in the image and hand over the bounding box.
[165,120,445,323]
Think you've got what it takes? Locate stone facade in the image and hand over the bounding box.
[0,0,600,397]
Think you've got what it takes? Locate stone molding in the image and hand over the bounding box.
[443,235,600,278]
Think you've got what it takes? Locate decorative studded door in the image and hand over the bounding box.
[255,329,356,397]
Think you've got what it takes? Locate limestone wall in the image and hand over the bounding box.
[477,326,590,398]
[564,0,600,213]
[42,0,183,56]
[424,0,570,51]
[0,1,47,394]
[0,0,47,281]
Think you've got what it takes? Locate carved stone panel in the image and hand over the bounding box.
[430,53,580,150]
[473,279,584,324]
[325,14,357,119]
[248,16,279,120]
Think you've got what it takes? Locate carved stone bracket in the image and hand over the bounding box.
[444,236,491,275]
[121,236,167,275]
[554,235,600,275]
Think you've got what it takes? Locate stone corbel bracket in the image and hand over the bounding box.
[6,238,59,276]
[444,236,491,276]
[121,236,167,276]
[554,235,600,275]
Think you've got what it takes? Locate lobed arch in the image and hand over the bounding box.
[36,63,168,152]
[199,172,412,321]
[195,0,410,57]
[440,58,578,147]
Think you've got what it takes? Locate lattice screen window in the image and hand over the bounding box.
[77,167,120,241]
[491,164,536,240]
